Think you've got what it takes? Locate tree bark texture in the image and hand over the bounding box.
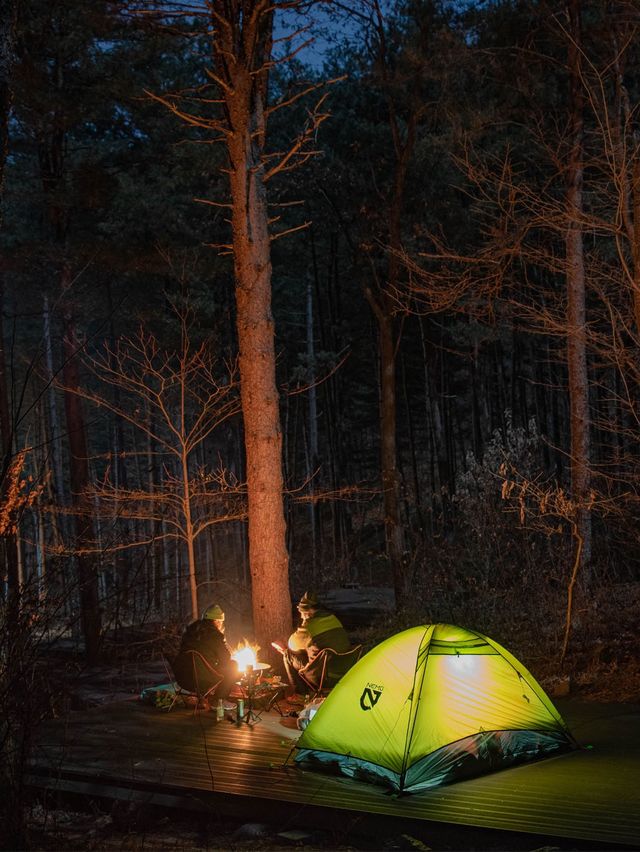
[0,0,19,606]
[62,295,101,662]
[377,307,406,607]
[43,295,67,540]
[305,275,318,572]
[214,2,292,652]
[365,5,420,609]
[566,0,592,581]
[0,278,20,602]
[0,0,17,231]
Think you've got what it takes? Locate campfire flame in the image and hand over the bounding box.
[232,640,260,672]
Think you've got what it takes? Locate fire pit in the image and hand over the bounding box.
[230,641,284,724]
[231,640,264,674]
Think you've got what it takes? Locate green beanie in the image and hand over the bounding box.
[202,603,224,621]
[298,591,319,611]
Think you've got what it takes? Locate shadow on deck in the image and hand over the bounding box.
[28,697,640,848]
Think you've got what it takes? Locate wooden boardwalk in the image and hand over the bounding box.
[28,697,640,847]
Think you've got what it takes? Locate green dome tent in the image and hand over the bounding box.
[295,624,577,792]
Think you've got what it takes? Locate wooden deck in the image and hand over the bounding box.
[28,697,640,847]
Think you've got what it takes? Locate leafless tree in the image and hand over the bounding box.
[400,2,598,619]
[60,309,242,622]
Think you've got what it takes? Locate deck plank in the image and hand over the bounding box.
[29,698,640,846]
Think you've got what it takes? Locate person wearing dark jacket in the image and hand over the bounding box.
[173,604,239,700]
[280,591,350,691]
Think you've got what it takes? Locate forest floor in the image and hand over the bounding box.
[525,580,640,705]
[24,582,640,852]
[25,805,619,852]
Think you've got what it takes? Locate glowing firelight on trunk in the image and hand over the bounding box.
[232,640,260,672]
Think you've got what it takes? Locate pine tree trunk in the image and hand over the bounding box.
[566,0,592,589]
[218,5,292,652]
[401,350,422,528]
[377,309,406,607]
[0,0,16,232]
[43,296,67,534]
[62,295,101,662]
[306,276,318,571]
[38,497,46,597]
[162,519,171,614]
[0,278,19,601]
[0,4,19,617]
[145,405,162,613]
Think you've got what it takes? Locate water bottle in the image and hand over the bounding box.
[236,698,244,724]
[216,698,224,721]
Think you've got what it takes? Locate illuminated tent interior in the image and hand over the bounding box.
[295,623,577,792]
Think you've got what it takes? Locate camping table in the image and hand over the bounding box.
[236,663,285,725]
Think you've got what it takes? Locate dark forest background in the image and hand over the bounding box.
[1,0,640,671]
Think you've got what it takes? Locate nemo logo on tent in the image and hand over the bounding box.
[360,684,383,711]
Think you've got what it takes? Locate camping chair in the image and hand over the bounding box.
[163,650,223,713]
[299,644,363,699]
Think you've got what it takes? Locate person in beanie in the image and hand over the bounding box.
[279,591,350,692]
[173,603,239,703]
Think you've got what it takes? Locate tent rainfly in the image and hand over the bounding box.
[294,623,578,792]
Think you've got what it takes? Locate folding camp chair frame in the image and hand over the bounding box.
[163,650,224,713]
[298,644,363,699]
